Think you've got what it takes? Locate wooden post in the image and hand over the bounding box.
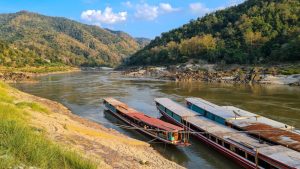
[255,148,258,169]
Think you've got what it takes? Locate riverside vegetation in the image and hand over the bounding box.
[126,0,299,66]
[0,82,96,169]
[0,81,183,169]
[0,11,148,67]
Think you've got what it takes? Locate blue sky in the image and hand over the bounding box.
[0,0,244,39]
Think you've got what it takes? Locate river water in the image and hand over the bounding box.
[13,71,300,169]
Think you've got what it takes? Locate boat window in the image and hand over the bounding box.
[258,159,271,169]
[173,132,179,141]
[211,115,216,121]
[173,113,182,122]
[230,145,236,152]
[210,136,216,142]
[184,121,200,132]
[158,105,166,112]
[203,111,207,117]
[166,109,173,117]
[217,139,223,146]
[247,154,255,163]
[270,165,279,169]
[236,148,246,158]
[224,142,230,149]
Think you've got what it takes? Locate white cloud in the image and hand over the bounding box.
[159,3,180,13]
[189,3,211,15]
[122,1,133,8]
[134,3,179,20]
[135,4,159,20]
[81,7,127,25]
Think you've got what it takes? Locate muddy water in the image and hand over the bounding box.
[13,71,300,169]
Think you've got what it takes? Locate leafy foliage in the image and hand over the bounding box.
[127,0,300,66]
[0,11,141,67]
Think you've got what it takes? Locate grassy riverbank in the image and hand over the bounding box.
[0,82,97,169]
[0,81,183,169]
[0,65,79,74]
[0,65,80,82]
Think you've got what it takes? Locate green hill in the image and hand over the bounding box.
[127,0,300,66]
[0,11,141,67]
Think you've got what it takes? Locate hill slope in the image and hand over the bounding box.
[127,0,300,66]
[0,11,140,67]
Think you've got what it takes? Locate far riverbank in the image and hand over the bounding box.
[120,63,300,86]
[0,66,80,83]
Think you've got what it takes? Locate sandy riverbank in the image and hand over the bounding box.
[3,81,184,169]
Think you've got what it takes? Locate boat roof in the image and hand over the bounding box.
[186,97,256,119]
[157,98,300,167]
[258,145,300,168]
[187,98,294,130]
[186,98,300,152]
[155,98,197,117]
[185,116,270,150]
[104,98,183,132]
[222,106,294,130]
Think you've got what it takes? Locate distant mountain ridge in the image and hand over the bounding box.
[104,29,151,48]
[127,0,300,66]
[0,11,141,67]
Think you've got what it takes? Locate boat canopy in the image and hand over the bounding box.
[186,97,300,152]
[156,98,300,168]
[155,98,197,117]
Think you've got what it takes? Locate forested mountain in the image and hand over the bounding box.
[127,0,300,66]
[135,38,151,48]
[0,11,140,67]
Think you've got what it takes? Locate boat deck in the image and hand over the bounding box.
[186,98,300,152]
[155,98,300,168]
[258,145,300,168]
[223,106,300,152]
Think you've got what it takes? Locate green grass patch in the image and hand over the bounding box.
[16,102,50,114]
[0,64,77,74]
[0,82,97,169]
[279,66,300,75]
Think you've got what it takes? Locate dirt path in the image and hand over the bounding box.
[9,86,184,169]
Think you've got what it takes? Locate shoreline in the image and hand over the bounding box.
[0,67,81,83]
[120,65,300,86]
[1,80,184,169]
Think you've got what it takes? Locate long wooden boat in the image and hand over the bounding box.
[185,97,300,152]
[155,98,300,169]
[103,98,190,146]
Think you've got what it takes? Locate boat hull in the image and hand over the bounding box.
[159,109,259,169]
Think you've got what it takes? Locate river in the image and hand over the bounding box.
[12,71,300,169]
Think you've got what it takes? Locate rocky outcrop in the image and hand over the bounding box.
[122,66,300,86]
[0,72,32,82]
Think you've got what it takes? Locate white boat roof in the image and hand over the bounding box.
[186,97,248,119]
[155,98,197,117]
[222,106,294,130]
[258,145,300,168]
[186,98,293,130]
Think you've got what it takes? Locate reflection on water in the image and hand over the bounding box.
[12,71,300,169]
